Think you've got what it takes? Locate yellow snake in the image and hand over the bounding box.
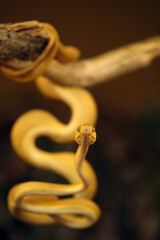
[1,21,101,228]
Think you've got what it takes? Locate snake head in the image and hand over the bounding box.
[75,124,96,145]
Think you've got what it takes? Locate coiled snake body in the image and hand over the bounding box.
[2,21,101,228]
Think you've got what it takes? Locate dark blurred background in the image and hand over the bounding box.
[0,0,160,239]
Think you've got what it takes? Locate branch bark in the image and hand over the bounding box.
[45,36,160,86]
[0,21,160,86]
[0,22,48,69]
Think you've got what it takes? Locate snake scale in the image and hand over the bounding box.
[1,21,101,228]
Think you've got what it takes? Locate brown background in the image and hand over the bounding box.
[0,1,160,240]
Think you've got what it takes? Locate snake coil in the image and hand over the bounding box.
[3,21,101,228]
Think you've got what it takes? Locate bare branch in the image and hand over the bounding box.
[45,36,160,86]
[0,21,160,86]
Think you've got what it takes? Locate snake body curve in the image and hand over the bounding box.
[1,21,101,228]
[8,76,101,228]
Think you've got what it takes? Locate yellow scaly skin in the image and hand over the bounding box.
[7,76,101,228]
[1,22,101,228]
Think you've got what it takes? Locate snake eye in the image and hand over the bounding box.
[77,127,81,133]
[92,127,95,133]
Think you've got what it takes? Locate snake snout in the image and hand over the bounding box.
[83,128,96,145]
[83,126,91,133]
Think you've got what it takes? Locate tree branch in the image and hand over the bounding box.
[0,21,49,69]
[0,21,160,86]
[45,36,160,86]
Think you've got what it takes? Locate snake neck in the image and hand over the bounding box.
[75,143,89,191]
